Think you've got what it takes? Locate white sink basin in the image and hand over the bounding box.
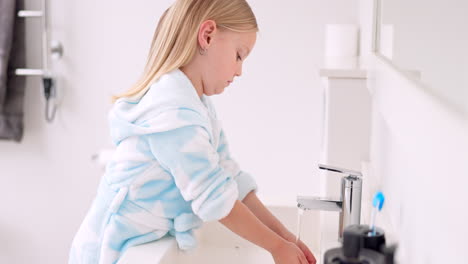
[118,206,322,264]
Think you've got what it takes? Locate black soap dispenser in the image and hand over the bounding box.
[324,191,396,263]
[324,224,396,264]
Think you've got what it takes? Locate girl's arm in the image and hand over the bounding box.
[241,191,317,263]
[219,200,309,264]
[241,191,293,239]
[219,200,284,252]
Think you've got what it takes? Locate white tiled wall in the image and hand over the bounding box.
[357,1,468,262]
[365,53,468,263]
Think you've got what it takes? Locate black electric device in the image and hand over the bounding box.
[324,225,396,264]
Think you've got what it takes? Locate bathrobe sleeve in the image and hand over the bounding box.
[145,111,239,222]
[217,128,258,201]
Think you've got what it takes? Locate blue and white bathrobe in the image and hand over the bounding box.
[69,68,257,264]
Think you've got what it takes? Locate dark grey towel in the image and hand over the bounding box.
[0,0,26,142]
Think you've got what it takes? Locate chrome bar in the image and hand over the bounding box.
[41,0,50,74]
[15,69,44,76]
[17,10,43,17]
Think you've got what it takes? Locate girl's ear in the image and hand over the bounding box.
[198,20,217,49]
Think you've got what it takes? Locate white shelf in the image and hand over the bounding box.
[319,68,367,79]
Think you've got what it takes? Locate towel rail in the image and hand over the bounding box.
[13,0,61,123]
[14,6,50,76]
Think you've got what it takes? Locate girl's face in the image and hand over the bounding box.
[203,27,257,95]
[185,20,257,97]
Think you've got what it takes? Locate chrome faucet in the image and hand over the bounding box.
[297,164,362,239]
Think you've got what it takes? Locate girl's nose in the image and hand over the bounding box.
[236,63,243,77]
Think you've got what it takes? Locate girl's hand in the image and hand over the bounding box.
[295,238,317,264]
[271,240,309,264]
[283,232,317,264]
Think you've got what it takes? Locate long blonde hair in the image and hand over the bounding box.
[111,0,259,103]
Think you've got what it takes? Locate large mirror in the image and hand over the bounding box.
[375,0,468,114]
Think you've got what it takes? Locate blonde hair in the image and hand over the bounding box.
[111,0,259,103]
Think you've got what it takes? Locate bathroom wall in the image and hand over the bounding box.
[359,0,468,262]
[0,0,358,263]
[365,55,468,263]
[381,0,468,114]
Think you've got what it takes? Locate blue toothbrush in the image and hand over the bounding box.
[369,191,385,236]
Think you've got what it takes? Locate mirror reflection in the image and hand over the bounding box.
[376,0,468,114]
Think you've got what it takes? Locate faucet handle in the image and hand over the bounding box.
[318,163,362,178]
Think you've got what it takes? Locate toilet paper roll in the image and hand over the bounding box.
[324,56,358,69]
[324,24,359,57]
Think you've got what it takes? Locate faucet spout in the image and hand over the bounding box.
[297,196,342,212]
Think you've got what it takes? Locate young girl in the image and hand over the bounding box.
[69,0,316,263]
